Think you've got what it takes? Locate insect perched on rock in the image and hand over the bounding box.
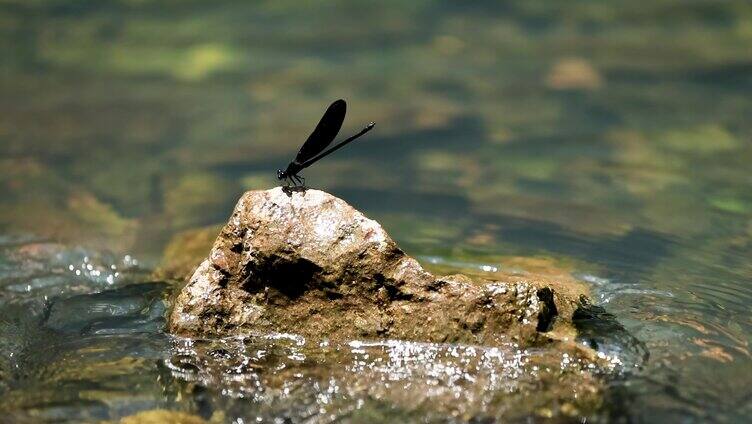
[277,99,375,187]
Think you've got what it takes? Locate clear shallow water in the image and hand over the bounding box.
[1,0,752,422]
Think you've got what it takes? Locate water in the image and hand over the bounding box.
[1,1,751,422]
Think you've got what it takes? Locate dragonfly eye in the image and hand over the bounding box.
[277,170,286,180]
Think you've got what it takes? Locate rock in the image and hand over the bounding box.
[162,193,642,419]
[168,188,594,351]
[155,225,221,281]
[45,282,167,335]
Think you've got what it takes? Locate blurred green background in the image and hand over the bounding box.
[1,0,751,422]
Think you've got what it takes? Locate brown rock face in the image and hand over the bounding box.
[168,188,592,349]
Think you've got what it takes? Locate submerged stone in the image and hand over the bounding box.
[45,282,167,335]
[156,225,221,281]
[168,188,595,352]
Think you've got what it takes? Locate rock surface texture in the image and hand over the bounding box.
[168,187,594,350]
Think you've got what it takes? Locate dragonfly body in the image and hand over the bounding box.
[277,99,375,187]
[277,161,304,182]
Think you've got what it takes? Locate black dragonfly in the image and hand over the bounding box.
[277,99,375,187]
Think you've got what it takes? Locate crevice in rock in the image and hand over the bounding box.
[426,278,447,292]
[385,284,413,301]
[536,287,558,332]
[377,275,413,301]
[322,287,343,300]
[240,254,322,300]
[216,268,229,288]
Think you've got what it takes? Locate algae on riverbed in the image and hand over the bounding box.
[2,0,752,422]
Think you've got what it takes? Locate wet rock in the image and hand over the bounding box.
[573,296,650,368]
[45,282,167,335]
[169,188,594,350]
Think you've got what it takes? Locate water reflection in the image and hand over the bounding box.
[164,333,626,422]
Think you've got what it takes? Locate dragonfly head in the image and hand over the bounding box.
[277,169,287,180]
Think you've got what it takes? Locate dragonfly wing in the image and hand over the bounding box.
[294,99,346,163]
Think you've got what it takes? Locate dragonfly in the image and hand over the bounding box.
[277,99,375,187]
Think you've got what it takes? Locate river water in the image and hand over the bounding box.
[1,1,751,422]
